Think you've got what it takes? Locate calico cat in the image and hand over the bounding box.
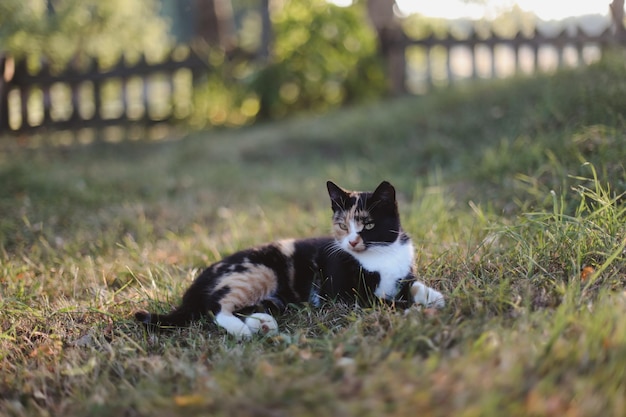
[135,180,444,338]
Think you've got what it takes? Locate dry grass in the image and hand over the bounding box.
[2,56,626,416]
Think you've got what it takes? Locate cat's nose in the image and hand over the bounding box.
[349,239,359,247]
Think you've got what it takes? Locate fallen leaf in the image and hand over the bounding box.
[526,389,569,416]
[299,348,312,360]
[580,266,595,282]
[333,343,344,360]
[257,360,275,378]
[173,394,210,407]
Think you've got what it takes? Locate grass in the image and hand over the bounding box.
[2,55,626,416]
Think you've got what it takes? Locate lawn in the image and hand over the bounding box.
[1,56,626,416]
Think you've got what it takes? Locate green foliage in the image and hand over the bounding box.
[0,0,171,67]
[403,4,537,40]
[253,0,385,118]
[189,0,385,127]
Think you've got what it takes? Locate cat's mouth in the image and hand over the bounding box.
[348,245,367,253]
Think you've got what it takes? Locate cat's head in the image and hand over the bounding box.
[326,180,402,253]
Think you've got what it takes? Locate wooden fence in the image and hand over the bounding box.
[393,25,623,93]
[0,49,209,135]
[0,23,623,136]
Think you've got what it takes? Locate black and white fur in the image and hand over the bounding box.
[135,181,444,338]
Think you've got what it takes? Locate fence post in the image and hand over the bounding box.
[258,0,272,61]
[424,45,433,88]
[0,55,12,134]
[90,57,102,123]
[468,31,478,79]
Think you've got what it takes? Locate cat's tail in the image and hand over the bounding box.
[134,306,201,329]
[135,279,214,329]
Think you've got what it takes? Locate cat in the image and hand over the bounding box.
[135,180,445,338]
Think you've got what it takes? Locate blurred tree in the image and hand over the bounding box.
[366,0,407,95]
[258,0,272,60]
[483,4,536,37]
[194,0,236,52]
[188,0,386,127]
[250,0,385,119]
[0,0,171,68]
[610,0,625,38]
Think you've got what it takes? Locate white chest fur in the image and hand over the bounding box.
[348,239,414,299]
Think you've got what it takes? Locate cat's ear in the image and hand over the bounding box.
[372,181,396,203]
[327,181,349,210]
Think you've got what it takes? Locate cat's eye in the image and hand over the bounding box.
[337,223,349,231]
[364,223,375,230]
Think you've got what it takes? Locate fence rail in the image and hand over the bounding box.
[394,25,623,93]
[0,49,209,135]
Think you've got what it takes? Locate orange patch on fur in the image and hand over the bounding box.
[215,264,278,312]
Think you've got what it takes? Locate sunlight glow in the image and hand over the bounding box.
[397,0,610,20]
[330,0,610,20]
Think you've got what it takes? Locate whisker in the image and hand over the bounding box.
[323,242,343,258]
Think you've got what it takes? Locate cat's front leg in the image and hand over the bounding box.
[215,312,253,339]
[411,281,445,308]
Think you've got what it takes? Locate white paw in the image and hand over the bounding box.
[244,313,279,336]
[215,312,253,339]
[411,282,445,308]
